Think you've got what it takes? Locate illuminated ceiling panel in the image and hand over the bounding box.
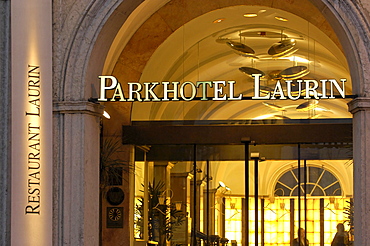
[132,6,352,121]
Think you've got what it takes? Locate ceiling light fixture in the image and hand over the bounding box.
[268,39,298,58]
[279,65,310,80]
[275,16,288,22]
[213,18,225,23]
[243,13,257,17]
[226,41,256,57]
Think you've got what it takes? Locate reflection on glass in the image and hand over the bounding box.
[133,143,353,245]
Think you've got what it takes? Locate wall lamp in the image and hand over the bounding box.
[216,181,231,192]
[174,201,182,211]
[103,110,111,119]
[88,97,110,119]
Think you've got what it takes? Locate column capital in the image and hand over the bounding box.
[53,101,104,117]
[348,97,370,114]
[153,161,175,169]
[171,172,194,179]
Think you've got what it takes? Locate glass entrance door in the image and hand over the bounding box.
[240,143,353,246]
[134,142,353,246]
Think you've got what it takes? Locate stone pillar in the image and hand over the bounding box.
[153,162,174,191]
[171,172,193,245]
[348,97,370,245]
[0,1,10,244]
[190,179,205,232]
[53,101,103,246]
[203,188,217,236]
[151,162,174,244]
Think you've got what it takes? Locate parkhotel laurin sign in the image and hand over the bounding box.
[11,1,53,245]
[97,74,347,102]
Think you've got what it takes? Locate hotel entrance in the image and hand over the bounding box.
[98,1,356,246]
[130,121,353,246]
[6,0,370,245]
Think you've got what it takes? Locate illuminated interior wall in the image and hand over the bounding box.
[134,161,145,239]
[224,197,350,246]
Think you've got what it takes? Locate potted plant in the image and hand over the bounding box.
[344,200,354,245]
[135,181,186,246]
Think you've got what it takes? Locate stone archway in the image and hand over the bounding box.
[53,0,370,245]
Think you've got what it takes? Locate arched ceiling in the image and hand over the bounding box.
[131,6,352,121]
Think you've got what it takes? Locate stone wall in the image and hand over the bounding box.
[0,0,11,245]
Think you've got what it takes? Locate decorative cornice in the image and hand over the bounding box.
[53,101,104,117]
[348,97,370,114]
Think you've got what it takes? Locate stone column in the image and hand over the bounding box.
[348,97,370,245]
[53,101,103,246]
[190,179,205,232]
[203,188,217,236]
[153,162,175,191]
[171,172,193,245]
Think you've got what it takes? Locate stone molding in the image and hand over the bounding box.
[320,0,370,95]
[53,101,104,117]
[348,97,370,114]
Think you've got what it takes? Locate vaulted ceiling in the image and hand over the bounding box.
[104,1,352,122]
[131,6,351,121]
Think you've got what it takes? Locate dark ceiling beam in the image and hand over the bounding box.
[122,123,352,145]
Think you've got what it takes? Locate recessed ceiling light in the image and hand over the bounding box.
[243,13,257,18]
[275,16,288,22]
[213,18,225,23]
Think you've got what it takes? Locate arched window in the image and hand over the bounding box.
[274,166,342,197]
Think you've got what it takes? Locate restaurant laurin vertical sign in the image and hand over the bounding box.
[11,0,53,245]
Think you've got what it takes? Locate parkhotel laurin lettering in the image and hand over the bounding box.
[25,65,41,215]
[97,74,347,102]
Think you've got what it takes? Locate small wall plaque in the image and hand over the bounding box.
[107,207,123,228]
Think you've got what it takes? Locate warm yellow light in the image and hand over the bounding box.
[103,110,111,119]
[213,18,225,23]
[243,13,258,17]
[174,201,182,211]
[275,16,288,22]
[283,56,310,63]
[158,194,166,205]
[252,114,276,120]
